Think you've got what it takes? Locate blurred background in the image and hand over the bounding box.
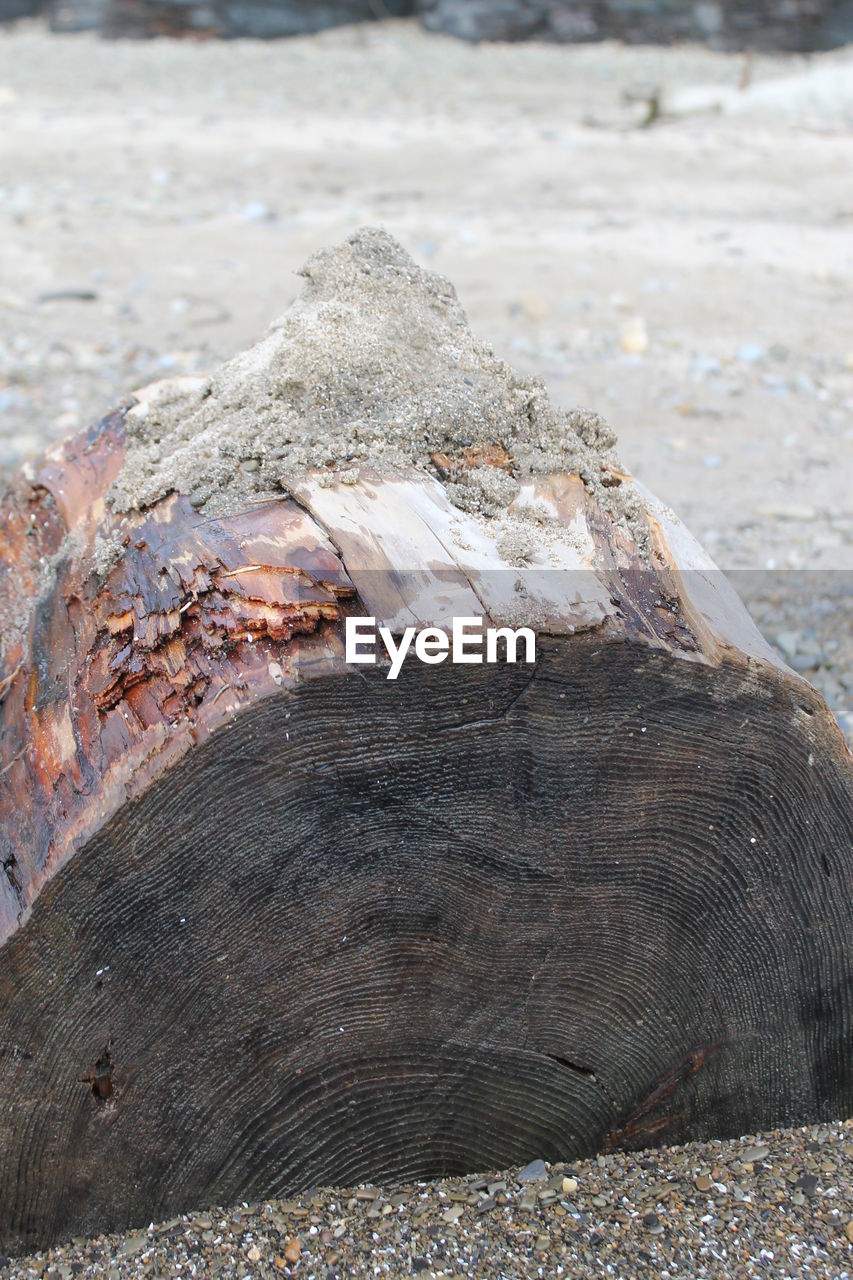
[0,0,851,735]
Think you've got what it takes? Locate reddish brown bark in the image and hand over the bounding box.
[0,409,356,945]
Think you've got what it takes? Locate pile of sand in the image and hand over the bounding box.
[110,228,643,548]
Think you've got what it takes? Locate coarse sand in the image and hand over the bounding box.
[109,227,645,544]
[4,1121,853,1279]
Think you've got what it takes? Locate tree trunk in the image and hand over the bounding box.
[0,398,851,1251]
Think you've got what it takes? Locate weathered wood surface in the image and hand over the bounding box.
[0,400,851,1250]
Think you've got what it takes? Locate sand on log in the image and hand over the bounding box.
[0,230,851,1251]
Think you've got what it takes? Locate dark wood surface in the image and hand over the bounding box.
[0,638,851,1249]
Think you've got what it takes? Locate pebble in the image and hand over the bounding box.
[774,631,800,662]
[619,315,649,355]
[740,1144,771,1162]
[8,1119,853,1279]
[690,354,722,377]
[241,200,276,223]
[520,294,548,322]
[115,1232,147,1258]
[518,1157,548,1182]
[736,342,767,363]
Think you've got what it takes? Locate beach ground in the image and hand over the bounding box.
[0,19,852,1275]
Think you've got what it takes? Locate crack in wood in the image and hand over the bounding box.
[445,662,540,733]
[542,1052,621,1113]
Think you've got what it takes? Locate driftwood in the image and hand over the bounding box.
[0,382,851,1249]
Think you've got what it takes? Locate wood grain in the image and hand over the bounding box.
[0,403,851,1249]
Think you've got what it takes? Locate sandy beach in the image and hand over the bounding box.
[0,18,852,1274]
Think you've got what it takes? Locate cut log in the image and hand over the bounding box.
[0,231,851,1251]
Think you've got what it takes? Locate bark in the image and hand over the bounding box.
[0,400,851,1250]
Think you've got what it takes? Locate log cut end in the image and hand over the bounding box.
[0,229,850,1250]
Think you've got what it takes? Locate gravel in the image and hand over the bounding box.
[735,570,853,744]
[5,1122,853,1278]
